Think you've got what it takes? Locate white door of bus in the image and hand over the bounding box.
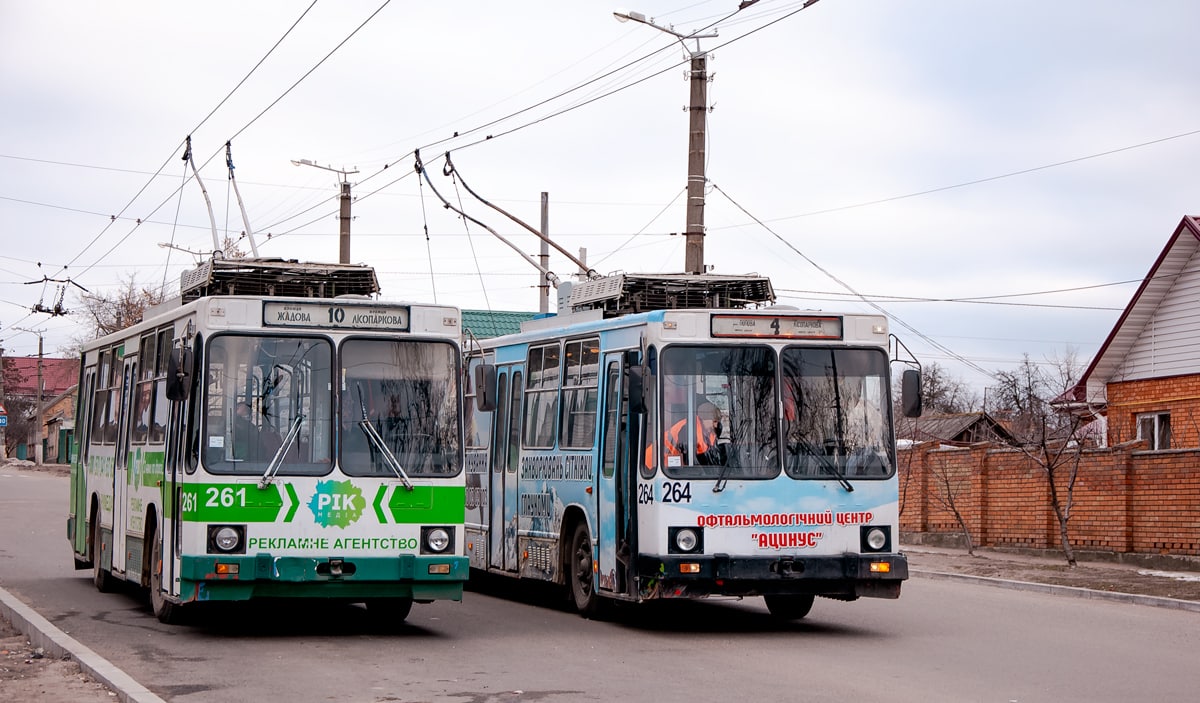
[597,353,625,593]
[489,366,524,572]
[111,357,137,576]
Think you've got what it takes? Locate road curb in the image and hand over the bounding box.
[0,585,167,703]
[911,569,1200,613]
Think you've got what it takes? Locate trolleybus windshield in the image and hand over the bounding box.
[339,338,461,477]
[203,334,333,475]
[781,347,894,481]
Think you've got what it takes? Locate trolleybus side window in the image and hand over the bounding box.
[132,329,170,446]
[601,360,621,479]
[781,347,893,480]
[339,338,462,477]
[523,344,559,448]
[204,334,333,475]
[560,338,600,449]
[658,345,779,480]
[491,372,509,475]
[508,371,523,472]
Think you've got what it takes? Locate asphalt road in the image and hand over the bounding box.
[3,465,1198,703]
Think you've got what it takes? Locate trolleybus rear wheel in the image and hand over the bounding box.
[764,593,815,620]
[91,512,114,593]
[569,522,600,617]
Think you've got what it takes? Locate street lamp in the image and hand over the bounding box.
[614,9,718,274]
[291,159,360,264]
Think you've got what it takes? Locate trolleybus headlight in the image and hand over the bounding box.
[861,526,890,553]
[421,526,453,554]
[207,525,245,554]
[668,526,703,554]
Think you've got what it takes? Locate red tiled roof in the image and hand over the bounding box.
[4,357,79,398]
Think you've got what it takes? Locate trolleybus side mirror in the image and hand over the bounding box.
[166,348,194,401]
[627,365,646,414]
[475,363,497,412]
[901,368,923,418]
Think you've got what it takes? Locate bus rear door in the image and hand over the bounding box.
[111,355,137,577]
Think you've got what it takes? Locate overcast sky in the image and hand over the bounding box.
[2,0,1198,396]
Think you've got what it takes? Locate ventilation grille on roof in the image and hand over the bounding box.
[180,257,380,300]
[563,273,775,317]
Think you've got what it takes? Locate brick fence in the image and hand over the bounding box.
[898,441,1200,557]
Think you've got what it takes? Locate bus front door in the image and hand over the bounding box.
[597,353,628,595]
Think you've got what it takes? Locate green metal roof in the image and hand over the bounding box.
[462,310,539,339]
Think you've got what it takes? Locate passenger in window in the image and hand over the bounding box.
[233,402,282,462]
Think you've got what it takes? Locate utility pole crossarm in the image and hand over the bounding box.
[291,159,359,264]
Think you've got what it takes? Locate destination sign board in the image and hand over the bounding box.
[710,314,842,340]
[263,302,410,332]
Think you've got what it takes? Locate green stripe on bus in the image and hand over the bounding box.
[284,483,300,523]
[372,485,388,523]
[180,482,463,524]
[182,484,285,522]
[386,485,465,524]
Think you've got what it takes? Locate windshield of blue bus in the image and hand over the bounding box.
[658,345,779,480]
[339,338,462,477]
[781,347,894,480]
[203,334,334,475]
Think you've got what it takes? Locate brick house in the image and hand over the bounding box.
[1058,215,1200,448]
[2,356,79,461]
[901,216,1200,557]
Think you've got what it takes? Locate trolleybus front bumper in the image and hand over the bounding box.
[636,552,909,601]
[177,553,470,603]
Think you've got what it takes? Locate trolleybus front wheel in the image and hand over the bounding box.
[568,522,601,617]
[366,597,413,628]
[150,531,184,624]
[764,593,815,620]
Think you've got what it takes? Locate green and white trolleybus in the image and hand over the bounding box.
[68,259,468,624]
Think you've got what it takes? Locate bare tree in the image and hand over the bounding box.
[895,362,979,416]
[929,456,977,556]
[71,273,167,344]
[988,353,1086,567]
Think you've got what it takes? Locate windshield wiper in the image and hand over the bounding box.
[797,439,854,493]
[357,419,414,491]
[258,414,305,489]
[711,437,734,493]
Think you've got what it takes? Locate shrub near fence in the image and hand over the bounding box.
[898,442,1200,557]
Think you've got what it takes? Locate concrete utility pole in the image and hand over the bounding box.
[35,333,43,465]
[539,192,551,314]
[615,10,718,275]
[0,341,7,458]
[292,159,359,264]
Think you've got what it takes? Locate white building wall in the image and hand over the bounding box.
[1117,247,1200,380]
